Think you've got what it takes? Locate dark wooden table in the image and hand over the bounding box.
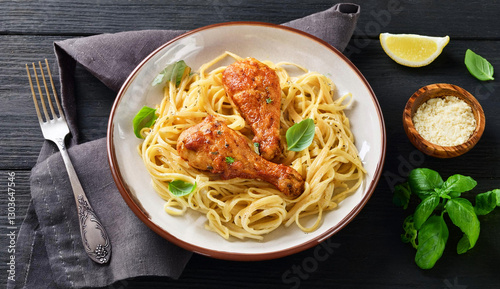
[2,1,499,288]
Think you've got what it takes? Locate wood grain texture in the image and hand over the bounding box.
[1,0,500,39]
[101,177,500,289]
[403,83,486,158]
[1,1,500,288]
[349,39,500,181]
[0,35,62,169]
[0,170,32,284]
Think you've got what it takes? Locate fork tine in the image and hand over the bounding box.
[38,60,57,119]
[26,64,44,123]
[44,59,64,118]
[31,62,50,122]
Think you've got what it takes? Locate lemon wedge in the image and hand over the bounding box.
[380,33,450,67]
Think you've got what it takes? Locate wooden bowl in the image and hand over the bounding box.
[403,83,485,158]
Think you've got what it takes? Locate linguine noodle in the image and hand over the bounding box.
[138,51,365,240]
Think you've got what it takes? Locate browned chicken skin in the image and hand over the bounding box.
[222,58,282,161]
[177,115,304,198]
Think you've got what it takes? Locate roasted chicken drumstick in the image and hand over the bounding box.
[222,57,282,161]
[177,115,304,198]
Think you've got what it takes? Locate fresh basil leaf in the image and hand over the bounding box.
[456,235,471,255]
[475,189,500,215]
[441,174,477,198]
[393,182,411,209]
[168,180,196,197]
[401,215,418,249]
[408,168,444,200]
[415,215,449,269]
[435,188,452,200]
[286,119,315,152]
[414,195,440,230]
[414,190,434,201]
[464,49,494,81]
[445,198,480,253]
[152,60,189,86]
[133,106,158,138]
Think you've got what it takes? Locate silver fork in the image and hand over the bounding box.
[26,59,111,264]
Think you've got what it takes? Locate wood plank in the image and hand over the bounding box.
[0,35,60,169]
[1,171,498,289]
[0,0,331,34]
[349,39,500,181]
[0,0,499,39]
[109,177,500,288]
[0,35,113,169]
[350,0,500,39]
[3,35,500,178]
[2,1,500,288]
[0,170,32,284]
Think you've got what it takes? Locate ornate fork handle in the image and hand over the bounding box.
[56,137,112,264]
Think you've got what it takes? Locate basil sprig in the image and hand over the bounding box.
[168,180,196,197]
[415,215,449,269]
[394,168,500,269]
[132,106,158,138]
[286,119,315,152]
[152,60,189,86]
[464,49,494,81]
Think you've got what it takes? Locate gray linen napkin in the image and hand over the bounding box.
[9,4,360,289]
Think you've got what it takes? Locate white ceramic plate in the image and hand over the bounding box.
[107,22,386,261]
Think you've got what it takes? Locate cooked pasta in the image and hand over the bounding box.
[138,51,365,240]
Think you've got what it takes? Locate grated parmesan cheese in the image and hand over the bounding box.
[412,96,476,146]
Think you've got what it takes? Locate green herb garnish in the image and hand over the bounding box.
[414,215,449,269]
[266,98,273,104]
[394,168,500,269]
[132,106,158,138]
[286,119,315,152]
[253,142,260,154]
[168,180,196,197]
[152,60,190,86]
[464,49,494,81]
[474,189,500,215]
[393,183,411,210]
[445,198,479,254]
[401,215,418,248]
[225,156,235,164]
